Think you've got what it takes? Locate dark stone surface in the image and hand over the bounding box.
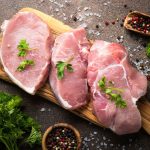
[0,0,150,150]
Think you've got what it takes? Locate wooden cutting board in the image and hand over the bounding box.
[0,7,150,135]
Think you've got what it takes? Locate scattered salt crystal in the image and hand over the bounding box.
[63,17,67,20]
[40,108,46,112]
[94,131,97,135]
[78,23,88,29]
[39,0,44,3]
[103,3,107,6]
[84,7,89,11]
[89,122,92,125]
[103,136,106,140]
[89,13,93,16]
[130,54,133,57]
[84,137,88,141]
[55,8,59,12]
[96,145,100,149]
[129,138,133,142]
[79,18,83,22]
[104,142,107,146]
[85,13,90,17]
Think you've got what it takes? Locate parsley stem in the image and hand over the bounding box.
[98,76,127,108]
[66,56,74,64]
[28,48,37,51]
[107,87,124,93]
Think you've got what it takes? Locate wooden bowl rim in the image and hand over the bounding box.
[42,123,81,150]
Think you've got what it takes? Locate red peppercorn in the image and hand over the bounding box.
[147,75,150,81]
[105,21,109,26]
[112,21,115,25]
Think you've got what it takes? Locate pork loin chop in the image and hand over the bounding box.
[88,40,147,134]
[0,12,53,94]
[50,28,90,110]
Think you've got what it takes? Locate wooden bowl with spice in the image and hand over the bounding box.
[42,123,81,150]
[124,11,150,36]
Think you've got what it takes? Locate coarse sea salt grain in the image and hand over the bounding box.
[55,8,59,12]
[40,107,46,112]
[84,7,89,11]
[48,108,51,111]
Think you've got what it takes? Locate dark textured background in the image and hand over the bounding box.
[0,0,150,150]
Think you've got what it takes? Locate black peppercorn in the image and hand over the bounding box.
[96,25,99,29]
[73,16,77,22]
[124,4,127,8]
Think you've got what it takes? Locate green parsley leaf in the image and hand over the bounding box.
[17,39,36,57]
[115,94,127,108]
[25,126,41,147]
[98,76,106,90]
[66,64,74,72]
[17,39,30,57]
[146,43,150,58]
[56,56,74,80]
[105,88,112,94]
[17,60,34,72]
[98,76,127,108]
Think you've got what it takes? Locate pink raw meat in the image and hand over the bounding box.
[88,40,147,135]
[49,28,90,110]
[0,12,54,94]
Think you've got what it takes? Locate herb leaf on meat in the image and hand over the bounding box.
[56,56,74,80]
[98,76,127,108]
[17,39,36,57]
[17,60,34,72]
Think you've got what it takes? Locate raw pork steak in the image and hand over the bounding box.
[0,12,53,94]
[50,28,90,110]
[88,40,147,135]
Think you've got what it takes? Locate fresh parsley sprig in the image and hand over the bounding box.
[56,56,74,80]
[17,39,36,57]
[17,60,34,72]
[0,92,41,149]
[98,76,127,108]
[146,43,150,58]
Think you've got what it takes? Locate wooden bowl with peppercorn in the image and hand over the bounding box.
[42,123,81,150]
[124,11,150,36]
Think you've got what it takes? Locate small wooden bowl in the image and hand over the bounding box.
[124,11,150,36]
[42,123,81,150]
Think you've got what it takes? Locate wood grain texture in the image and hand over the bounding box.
[0,7,150,135]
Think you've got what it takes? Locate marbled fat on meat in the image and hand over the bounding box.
[88,40,147,135]
[0,12,54,94]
